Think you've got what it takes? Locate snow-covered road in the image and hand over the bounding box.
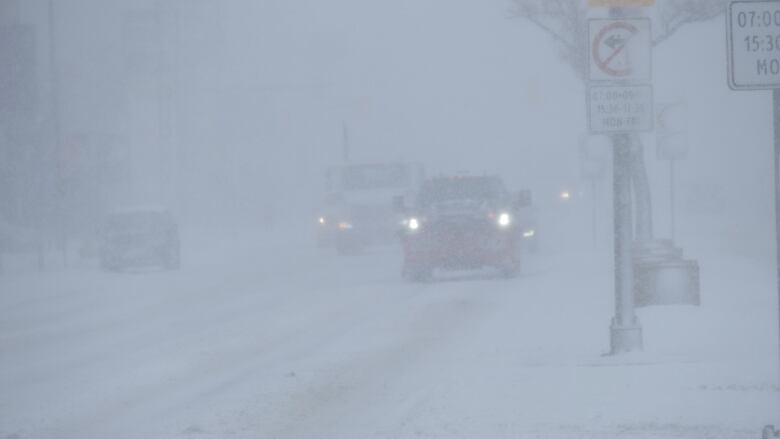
[0,228,777,438]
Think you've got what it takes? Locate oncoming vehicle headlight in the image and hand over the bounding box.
[497,212,511,228]
[408,217,420,231]
[318,216,326,225]
[523,229,536,238]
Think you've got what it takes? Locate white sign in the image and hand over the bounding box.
[727,1,780,90]
[589,19,652,82]
[588,85,654,133]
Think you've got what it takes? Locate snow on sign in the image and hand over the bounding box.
[727,1,780,90]
[588,85,654,133]
[589,18,651,82]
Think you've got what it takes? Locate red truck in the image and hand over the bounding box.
[398,175,532,281]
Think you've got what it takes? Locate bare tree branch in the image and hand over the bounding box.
[511,0,730,79]
[510,0,589,79]
[653,0,729,46]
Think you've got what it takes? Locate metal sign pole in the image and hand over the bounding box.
[588,7,653,355]
[670,157,676,242]
[610,131,642,353]
[592,178,598,248]
[596,6,644,353]
[774,88,780,386]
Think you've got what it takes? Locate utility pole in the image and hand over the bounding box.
[47,0,66,268]
[774,88,780,388]
[669,158,676,242]
[342,121,350,163]
[592,179,599,247]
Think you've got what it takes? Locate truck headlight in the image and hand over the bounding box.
[497,212,511,228]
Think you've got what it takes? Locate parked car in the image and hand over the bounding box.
[398,175,531,281]
[99,207,180,271]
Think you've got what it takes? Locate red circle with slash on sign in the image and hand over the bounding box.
[592,21,639,78]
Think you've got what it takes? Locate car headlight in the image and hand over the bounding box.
[497,212,511,228]
[408,217,420,231]
[318,216,326,225]
[523,229,535,238]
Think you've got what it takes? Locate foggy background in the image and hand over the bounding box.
[1,0,773,253]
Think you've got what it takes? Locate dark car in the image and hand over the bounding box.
[99,207,180,271]
[398,175,529,281]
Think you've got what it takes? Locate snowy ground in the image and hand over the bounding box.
[0,225,777,439]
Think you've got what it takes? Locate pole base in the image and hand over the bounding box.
[610,320,643,354]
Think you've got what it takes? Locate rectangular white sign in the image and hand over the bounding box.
[728,1,780,90]
[588,85,654,133]
[589,18,652,83]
